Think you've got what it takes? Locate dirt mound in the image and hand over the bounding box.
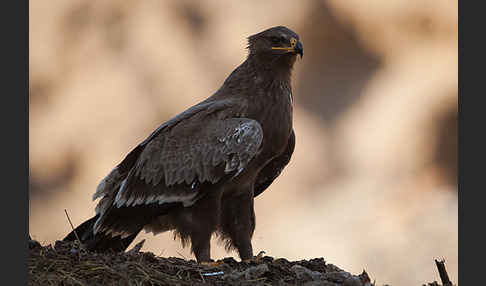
[29,237,453,285]
[29,238,376,286]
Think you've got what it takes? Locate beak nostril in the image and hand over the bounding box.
[290,37,297,48]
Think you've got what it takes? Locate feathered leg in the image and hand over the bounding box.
[174,190,222,263]
[220,190,255,261]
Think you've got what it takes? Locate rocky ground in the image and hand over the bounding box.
[28,237,451,286]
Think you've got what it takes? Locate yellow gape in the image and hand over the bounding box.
[271,37,298,52]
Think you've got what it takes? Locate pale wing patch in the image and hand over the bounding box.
[217,120,263,177]
[113,177,199,208]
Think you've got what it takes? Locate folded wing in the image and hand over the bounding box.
[92,117,263,236]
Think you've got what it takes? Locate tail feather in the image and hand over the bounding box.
[63,215,140,253]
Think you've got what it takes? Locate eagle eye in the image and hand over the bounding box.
[269,36,282,45]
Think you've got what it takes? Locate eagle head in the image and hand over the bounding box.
[247,26,303,59]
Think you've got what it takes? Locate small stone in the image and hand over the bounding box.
[223,263,269,281]
[291,264,323,281]
[321,271,352,283]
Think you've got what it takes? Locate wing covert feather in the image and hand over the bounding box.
[113,118,263,208]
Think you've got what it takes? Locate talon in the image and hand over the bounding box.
[200,261,225,267]
[242,251,266,263]
[256,250,265,260]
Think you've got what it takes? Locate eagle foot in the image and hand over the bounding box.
[200,261,225,267]
[242,250,266,263]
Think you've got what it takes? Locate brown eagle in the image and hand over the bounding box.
[64,26,303,263]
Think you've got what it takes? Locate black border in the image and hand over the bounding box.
[458,1,465,284]
[457,5,462,283]
[457,0,464,284]
[459,0,475,284]
[5,0,28,284]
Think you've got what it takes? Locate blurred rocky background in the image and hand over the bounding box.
[29,0,457,285]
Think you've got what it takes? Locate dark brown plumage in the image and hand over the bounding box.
[64,26,303,262]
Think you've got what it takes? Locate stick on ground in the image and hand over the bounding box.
[64,209,84,248]
[434,259,453,286]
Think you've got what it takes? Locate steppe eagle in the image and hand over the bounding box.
[64,26,303,263]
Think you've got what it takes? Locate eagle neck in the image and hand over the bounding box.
[246,55,293,85]
[218,57,293,103]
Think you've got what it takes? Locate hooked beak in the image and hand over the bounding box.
[294,41,303,58]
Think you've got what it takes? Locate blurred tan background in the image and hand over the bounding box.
[29,1,457,285]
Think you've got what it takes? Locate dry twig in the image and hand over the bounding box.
[434,259,453,286]
[64,209,83,249]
